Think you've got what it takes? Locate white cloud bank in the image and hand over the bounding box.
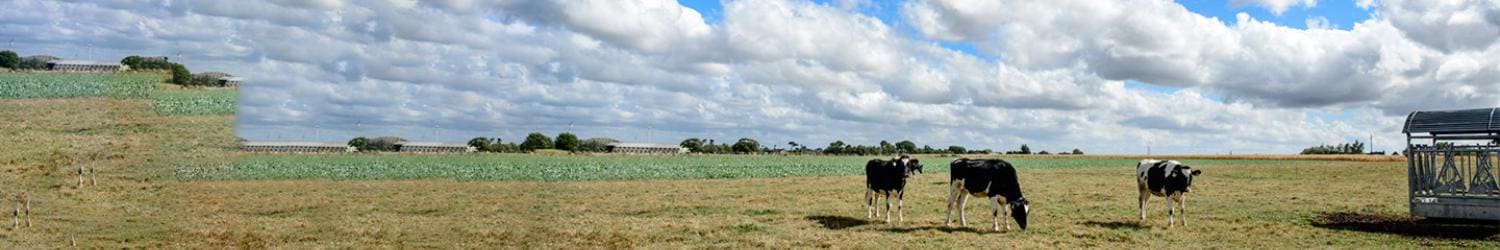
[4,0,1496,154]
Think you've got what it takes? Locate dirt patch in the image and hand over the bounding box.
[1312,212,1500,240]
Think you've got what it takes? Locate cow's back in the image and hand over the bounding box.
[952,159,1020,198]
[866,159,906,191]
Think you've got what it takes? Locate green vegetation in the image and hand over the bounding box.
[0,73,158,99]
[178,155,1300,181]
[0,50,19,69]
[151,89,237,115]
[1302,140,1366,155]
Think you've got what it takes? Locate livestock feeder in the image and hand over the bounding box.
[1404,107,1500,220]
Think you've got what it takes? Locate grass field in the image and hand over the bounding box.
[5,73,1500,248]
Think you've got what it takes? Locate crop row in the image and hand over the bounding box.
[0,73,159,99]
[152,89,237,115]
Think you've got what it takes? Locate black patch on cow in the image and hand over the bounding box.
[1145,161,1170,194]
[867,156,920,192]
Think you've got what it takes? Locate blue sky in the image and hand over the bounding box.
[6,0,1496,154]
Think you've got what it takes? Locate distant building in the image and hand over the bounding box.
[397,142,476,153]
[242,141,356,153]
[220,76,243,87]
[192,72,242,87]
[46,60,125,72]
[607,142,687,154]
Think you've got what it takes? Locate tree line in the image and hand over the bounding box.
[1299,140,1366,155]
[339,131,1086,155]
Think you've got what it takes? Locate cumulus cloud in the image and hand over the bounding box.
[1232,0,1319,15]
[2,0,1485,154]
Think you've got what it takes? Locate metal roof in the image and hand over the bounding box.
[607,142,683,149]
[397,142,471,147]
[47,60,122,66]
[1403,107,1499,134]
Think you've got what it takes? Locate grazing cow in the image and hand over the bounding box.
[946,158,1029,231]
[1137,159,1202,227]
[865,155,923,223]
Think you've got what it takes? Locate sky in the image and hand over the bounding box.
[3,0,1498,154]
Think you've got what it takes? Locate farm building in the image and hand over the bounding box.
[46,60,126,72]
[243,141,356,153]
[192,72,243,87]
[397,142,477,153]
[1403,107,1500,220]
[607,142,687,154]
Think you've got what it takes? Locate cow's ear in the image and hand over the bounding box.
[1192,170,1202,176]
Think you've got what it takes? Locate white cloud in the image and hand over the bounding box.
[1231,0,1319,15]
[3,0,1488,154]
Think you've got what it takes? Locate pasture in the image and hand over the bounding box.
[4,73,1499,248]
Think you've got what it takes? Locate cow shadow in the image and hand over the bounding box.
[806,215,871,230]
[879,225,994,234]
[1082,220,1149,230]
[1311,212,1500,240]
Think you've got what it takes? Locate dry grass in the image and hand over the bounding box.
[165,160,1498,248]
[0,97,234,248]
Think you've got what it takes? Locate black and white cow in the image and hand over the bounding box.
[865,155,923,223]
[1137,159,1202,227]
[946,158,1029,231]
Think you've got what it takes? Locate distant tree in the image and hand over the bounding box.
[921,145,934,154]
[555,133,581,152]
[0,50,19,69]
[348,137,370,151]
[520,133,553,151]
[20,55,57,70]
[1072,148,1084,155]
[680,138,705,153]
[580,137,619,152]
[467,137,493,152]
[733,138,760,154]
[169,63,191,85]
[1038,150,1051,155]
[948,145,967,154]
[826,141,847,155]
[788,141,799,152]
[896,140,917,154]
[367,136,406,151]
[1020,144,1032,154]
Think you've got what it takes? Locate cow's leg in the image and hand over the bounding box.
[989,196,1001,231]
[1139,190,1150,220]
[876,191,888,223]
[897,189,905,222]
[865,189,874,219]
[1166,193,1176,227]
[945,181,959,226]
[959,194,970,226]
[1177,194,1187,226]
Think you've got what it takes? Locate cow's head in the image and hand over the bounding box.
[897,155,922,175]
[1172,165,1202,193]
[1009,197,1030,230]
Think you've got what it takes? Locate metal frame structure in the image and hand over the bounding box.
[1404,107,1500,220]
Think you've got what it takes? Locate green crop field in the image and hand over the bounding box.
[178,154,1305,181]
[0,73,158,99]
[151,89,237,115]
